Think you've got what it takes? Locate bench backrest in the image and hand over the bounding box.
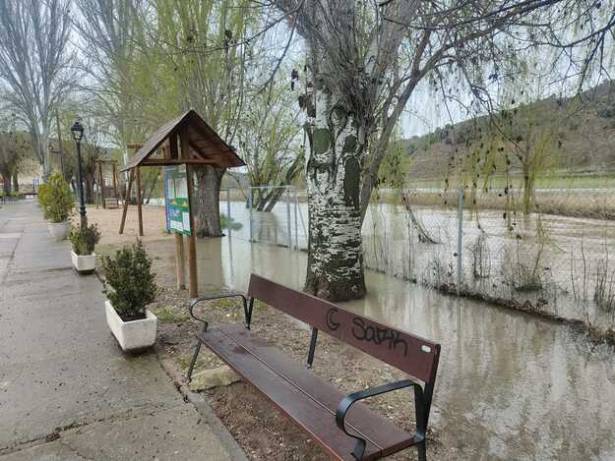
[247,274,440,385]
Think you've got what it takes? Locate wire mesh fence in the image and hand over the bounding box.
[363,188,615,330]
[221,186,308,249]
[222,184,615,331]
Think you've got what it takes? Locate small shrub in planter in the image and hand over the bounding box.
[69,224,101,255]
[69,224,101,274]
[102,240,157,321]
[39,173,74,241]
[38,172,74,223]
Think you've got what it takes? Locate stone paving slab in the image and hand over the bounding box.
[0,201,246,460]
[0,405,236,461]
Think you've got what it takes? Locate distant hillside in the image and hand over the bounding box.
[404,81,615,181]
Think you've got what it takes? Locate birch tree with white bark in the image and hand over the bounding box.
[0,0,74,179]
[269,0,615,301]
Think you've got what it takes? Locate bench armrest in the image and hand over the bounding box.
[189,292,248,331]
[335,379,425,460]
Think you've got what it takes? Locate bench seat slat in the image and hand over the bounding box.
[199,324,417,461]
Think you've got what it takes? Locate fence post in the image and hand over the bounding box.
[456,187,464,295]
[293,187,299,250]
[248,188,254,243]
[286,188,292,249]
[226,188,231,238]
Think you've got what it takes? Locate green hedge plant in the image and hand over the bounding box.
[38,172,74,222]
[102,241,157,321]
[69,224,101,255]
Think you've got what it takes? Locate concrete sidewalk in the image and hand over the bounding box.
[0,200,246,461]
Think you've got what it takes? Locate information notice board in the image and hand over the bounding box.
[163,165,191,235]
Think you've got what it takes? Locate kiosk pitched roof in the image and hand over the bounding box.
[122,110,244,171]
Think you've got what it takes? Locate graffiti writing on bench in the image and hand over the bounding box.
[326,308,341,331]
[352,318,408,356]
[325,308,408,356]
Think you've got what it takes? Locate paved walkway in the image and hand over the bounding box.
[0,200,245,461]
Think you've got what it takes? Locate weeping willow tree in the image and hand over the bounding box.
[76,0,176,208]
[76,0,155,156]
[239,74,303,212]
[268,0,615,301]
[77,0,258,236]
[498,105,560,215]
[150,0,257,237]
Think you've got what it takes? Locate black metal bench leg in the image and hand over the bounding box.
[186,341,202,382]
[417,440,427,461]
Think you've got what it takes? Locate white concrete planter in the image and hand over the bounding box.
[48,221,69,241]
[105,300,158,351]
[71,251,96,274]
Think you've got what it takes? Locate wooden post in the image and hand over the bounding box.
[119,169,134,234]
[112,162,119,206]
[135,166,144,236]
[167,133,186,290]
[98,161,105,209]
[175,234,186,289]
[179,131,198,298]
[185,163,198,298]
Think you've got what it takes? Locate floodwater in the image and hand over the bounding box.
[221,199,615,328]
[153,234,615,460]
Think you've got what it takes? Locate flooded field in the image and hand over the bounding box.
[146,235,615,460]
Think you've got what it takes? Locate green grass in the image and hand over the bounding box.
[407,172,615,191]
[153,305,189,323]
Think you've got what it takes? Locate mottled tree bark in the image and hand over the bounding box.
[303,77,367,301]
[195,166,224,238]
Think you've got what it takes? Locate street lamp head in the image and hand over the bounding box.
[71,120,84,142]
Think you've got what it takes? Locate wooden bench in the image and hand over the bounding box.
[187,274,441,461]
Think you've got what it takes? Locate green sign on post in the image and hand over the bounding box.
[164,165,191,235]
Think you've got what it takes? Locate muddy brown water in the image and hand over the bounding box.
[218,199,615,328]
[150,234,615,460]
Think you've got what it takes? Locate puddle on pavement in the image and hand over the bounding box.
[146,235,615,460]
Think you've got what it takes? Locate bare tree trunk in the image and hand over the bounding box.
[260,154,304,212]
[303,81,366,301]
[2,173,11,195]
[12,173,18,193]
[85,177,95,204]
[195,166,224,238]
[262,188,285,212]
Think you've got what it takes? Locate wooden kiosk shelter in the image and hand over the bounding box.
[120,110,245,297]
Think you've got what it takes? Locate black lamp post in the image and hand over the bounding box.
[70,120,87,228]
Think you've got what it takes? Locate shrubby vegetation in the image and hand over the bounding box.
[37,172,73,223]
[102,241,157,321]
[69,224,101,255]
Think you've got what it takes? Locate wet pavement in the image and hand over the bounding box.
[0,200,245,460]
[149,233,615,460]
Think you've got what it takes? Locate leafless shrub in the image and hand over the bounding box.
[423,254,453,289]
[594,256,615,314]
[501,244,543,292]
[512,263,544,292]
[470,231,491,279]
